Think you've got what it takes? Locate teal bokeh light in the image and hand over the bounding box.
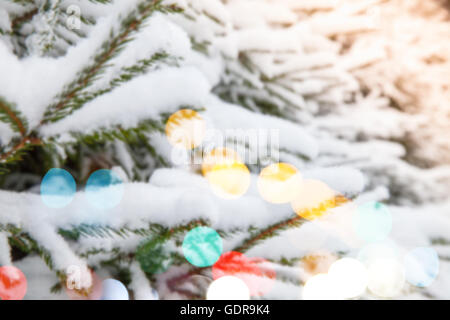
[353,202,392,242]
[404,247,439,288]
[182,227,223,267]
[40,168,76,208]
[85,169,124,210]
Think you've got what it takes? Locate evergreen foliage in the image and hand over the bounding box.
[0,0,448,300]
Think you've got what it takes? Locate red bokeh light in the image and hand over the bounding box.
[0,266,27,300]
[212,251,276,297]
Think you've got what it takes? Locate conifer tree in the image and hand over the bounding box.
[0,0,448,300]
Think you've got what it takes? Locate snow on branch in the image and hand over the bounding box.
[0,97,28,136]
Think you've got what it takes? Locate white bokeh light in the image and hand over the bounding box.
[207,276,250,300]
[328,258,368,299]
[367,258,405,298]
[302,273,342,300]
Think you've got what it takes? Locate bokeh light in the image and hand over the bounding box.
[182,227,223,267]
[165,109,206,149]
[206,160,250,199]
[212,251,276,297]
[202,148,242,177]
[0,266,27,300]
[291,179,346,220]
[300,251,337,279]
[85,169,124,210]
[367,258,405,298]
[101,279,129,300]
[302,273,342,300]
[207,275,250,300]
[353,202,392,242]
[40,168,76,208]
[328,258,368,299]
[257,163,303,204]
[248,258,277,296]
[404,247,439,288]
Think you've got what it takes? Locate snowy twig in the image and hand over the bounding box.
[234,215,307,253]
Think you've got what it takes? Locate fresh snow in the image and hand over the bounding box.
[0,0,449,300]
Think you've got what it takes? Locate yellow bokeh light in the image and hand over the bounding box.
[291,179,348,220]
[207,161,251,199]
[165,109,206,149]
[202,148,242,177]
[257,163,303,204]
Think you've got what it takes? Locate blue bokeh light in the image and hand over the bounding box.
[85,169,124,210]
[404,247,439,288]
[101,279,129,300]
[40,168,76,208]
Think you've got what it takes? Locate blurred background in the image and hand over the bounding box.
[0,0,449,300]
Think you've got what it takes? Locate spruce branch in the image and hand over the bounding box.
[41,0,179,123]
[108,51,176,87]
[11,8,38,32]
[9,0,35,5]
[118,132,169,181]
[431,237,450,245]
[2,223,66,283]
[8,0,112,56]
[48,51,175,120]
[0,136,42,167]
[234,195,351,253]
[61,219,210,242]
[267,256,302,267]
[0,1,182,173]
[234,215,307,253]
[0,97,28,136]
[42,117,168,180]
[45,118,164,149]
[167,269,206,299]
[0,94,40,175]
[235,194,351,253]
[79,247,122,259]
